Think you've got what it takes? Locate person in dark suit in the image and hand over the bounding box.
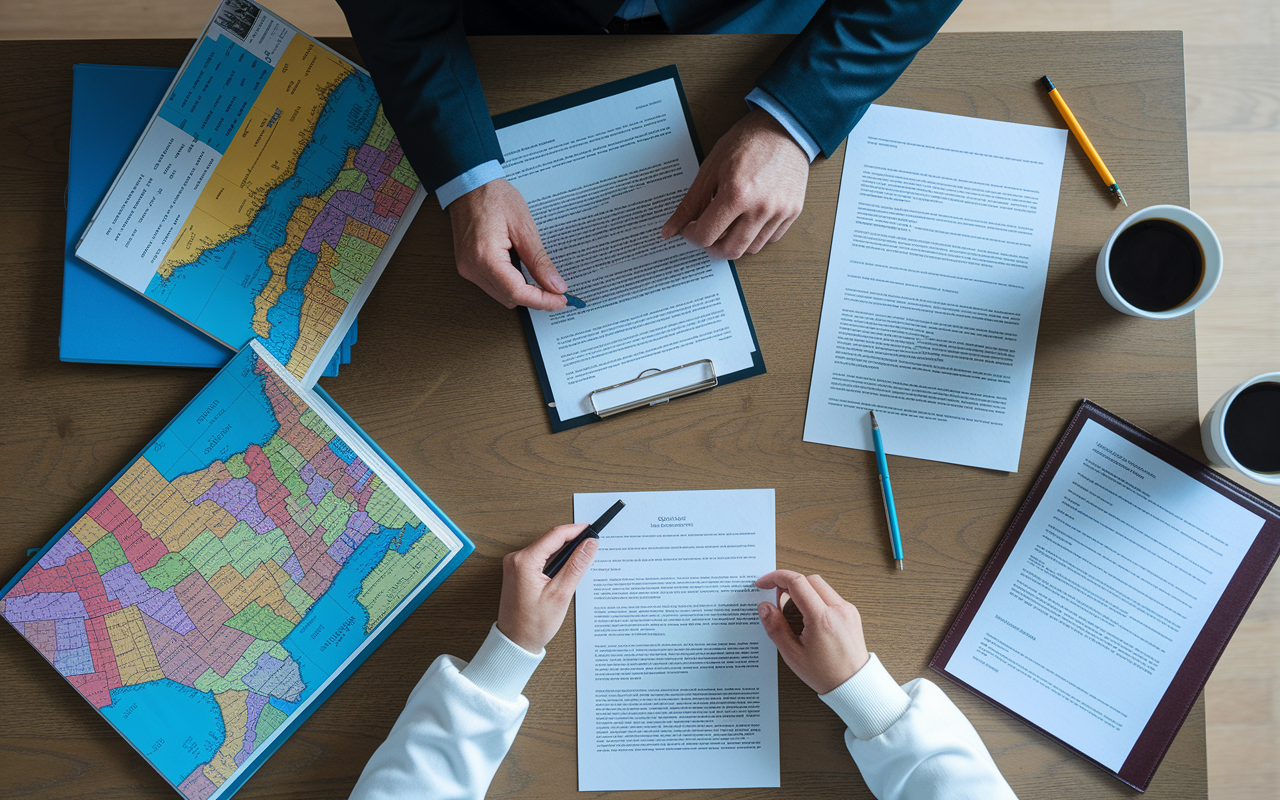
[336,1,963,311]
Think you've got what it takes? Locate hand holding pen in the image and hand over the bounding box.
[495,500,625,653]
[448,179,573,311]
[495,524,600,653]
[544,500,625,577]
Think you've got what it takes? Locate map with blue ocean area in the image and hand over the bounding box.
[146,68,377,368]
[159,34,272,154]
[1,342,462,800]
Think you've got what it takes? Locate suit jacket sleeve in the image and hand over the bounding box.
[337,0,501,192]
[755,0,963,157]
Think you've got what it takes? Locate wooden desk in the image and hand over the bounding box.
[0,32,1203,799]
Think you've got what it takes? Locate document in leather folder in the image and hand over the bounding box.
[932,399,1280,791]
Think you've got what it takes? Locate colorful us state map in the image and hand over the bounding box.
[76,2,422,386]
[0,344,464,800]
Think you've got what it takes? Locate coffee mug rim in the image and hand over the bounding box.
[1205,371,1280,484]
[1098,204,1223,320]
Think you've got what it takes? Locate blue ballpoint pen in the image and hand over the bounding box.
[869,411,904,570]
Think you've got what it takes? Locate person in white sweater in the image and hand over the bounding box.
[349,524,1018,800]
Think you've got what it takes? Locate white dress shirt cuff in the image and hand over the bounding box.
[745,87,820,162]
[435,159,505,209]
[459,623,545,702]
[818,653,913,740]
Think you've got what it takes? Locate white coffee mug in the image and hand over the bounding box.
[1096,204,1222,319]
[1201,372,1280,485]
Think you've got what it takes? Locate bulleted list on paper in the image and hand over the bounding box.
[945,419,1265,769]
[496,79,758,422]
[803,105,1068,471]
[574,489,779,791]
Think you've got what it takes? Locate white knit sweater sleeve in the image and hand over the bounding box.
[819,653,1018,800]
[348,623,543,800]
[350,638,1016,800]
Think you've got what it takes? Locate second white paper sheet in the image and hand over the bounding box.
[944,419,1265,770]
[804,105,1068,471]
[575,489,779,791]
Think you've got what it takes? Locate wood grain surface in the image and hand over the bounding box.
[0,33,1205,799]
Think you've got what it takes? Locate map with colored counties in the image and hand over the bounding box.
[0,343,466,800]
[75,1,423,386]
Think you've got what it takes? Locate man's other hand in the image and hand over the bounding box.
[448,179,568,311]
[497,524,598,653]
[661,108,809,260]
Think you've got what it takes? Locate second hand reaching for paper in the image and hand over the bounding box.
[543,499,625,577]
[869,411,904,570]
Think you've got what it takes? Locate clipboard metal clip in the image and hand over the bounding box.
[588,359,718,419]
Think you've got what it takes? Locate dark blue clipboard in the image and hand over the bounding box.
[494,66,766,433]
[1,346,473,800]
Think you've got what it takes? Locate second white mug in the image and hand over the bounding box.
[1202,372,1280,485]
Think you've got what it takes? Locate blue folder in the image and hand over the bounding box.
[61,64,355,375]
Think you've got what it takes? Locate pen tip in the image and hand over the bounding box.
[895,559,904,571]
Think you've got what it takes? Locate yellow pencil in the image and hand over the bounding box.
[1040,75,1127,207]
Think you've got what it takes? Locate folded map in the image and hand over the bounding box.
[75,0,423,386]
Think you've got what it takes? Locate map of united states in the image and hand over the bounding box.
[0,347,454,800]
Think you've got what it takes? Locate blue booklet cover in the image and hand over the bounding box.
[0,341,471,800]
[62,64,355,375]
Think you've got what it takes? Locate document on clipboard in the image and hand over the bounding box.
[493,67,765,432]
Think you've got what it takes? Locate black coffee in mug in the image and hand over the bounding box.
[1108,219,1205,312]
[1223,382,1280,474]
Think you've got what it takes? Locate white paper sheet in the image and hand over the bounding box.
[574,489,779,791]
[496,78,759,423]
[803,105,1068,471]
[945,419,1265,770]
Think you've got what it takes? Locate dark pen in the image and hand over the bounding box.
[543,499,626,577]
[511,251,585,309]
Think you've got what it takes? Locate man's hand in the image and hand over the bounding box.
[661,108,809,260]
[448,179,568,311]
[497,524,598,653]
[756,570,870,694]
